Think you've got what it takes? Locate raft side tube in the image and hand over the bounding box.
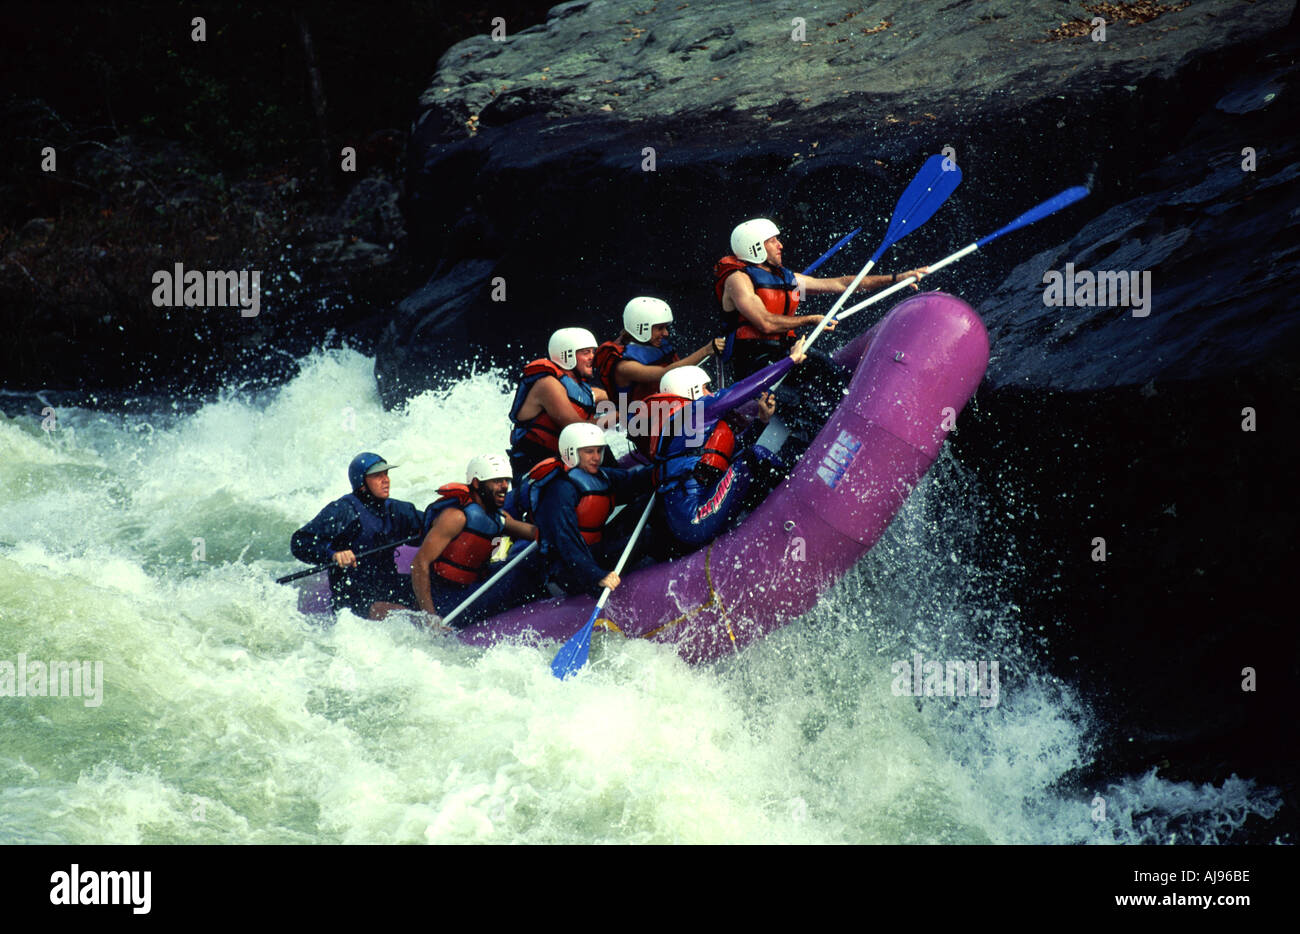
[656,291,989,660]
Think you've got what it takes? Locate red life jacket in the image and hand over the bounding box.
[625,394,690,461]
[595,338,680,405]
[638,392,739,488]
[525,458,614,546]
[424,483,503,585]
[697,420,737,476]
[594,341,626,399]
[713,255,800,341]
[508,359,597,454]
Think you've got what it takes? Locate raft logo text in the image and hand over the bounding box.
[50,865,150,914]
[0,654,103,707]
[1042,263,1152,317]
[151,261,261,317]
[891,652,1000,707]
[817,429,862,489]
[692,462,737,524]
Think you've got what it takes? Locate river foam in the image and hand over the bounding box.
[0,348,1282,843]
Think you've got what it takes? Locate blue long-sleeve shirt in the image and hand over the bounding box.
[290,493,425,612]
[536,465,654,594]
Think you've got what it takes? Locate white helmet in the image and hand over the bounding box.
[623,297,673,343]
[466,453,511,485]
[660,365,711,401]
[548,327,598,370]
[730,218,780,263]
[557,422,606,468]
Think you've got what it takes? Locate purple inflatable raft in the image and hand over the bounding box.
[299,291,988,663]
[470,290,987,662]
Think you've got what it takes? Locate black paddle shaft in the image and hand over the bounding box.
[275,535,422,584]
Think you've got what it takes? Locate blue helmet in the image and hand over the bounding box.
[348,452,395,490]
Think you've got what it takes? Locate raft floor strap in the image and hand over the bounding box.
[642,544,739,652]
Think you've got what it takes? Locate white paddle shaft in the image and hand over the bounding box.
[835,242,980,323]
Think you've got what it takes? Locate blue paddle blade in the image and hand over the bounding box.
[977,186,1089,247]
[720,329,736,364]
[870,153,963,263]
[551,608,600,679]
[802,225,863,275]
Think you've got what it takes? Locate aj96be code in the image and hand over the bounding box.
[1205,870,1251,884]
[1134,871,1250,884]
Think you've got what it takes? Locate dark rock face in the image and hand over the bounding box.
[393,0,1300,838]
[981,69,1299,392]
[388,0,1296,405]
[0,115,415,392]
[333,176,405,248]
[374,258,497,403]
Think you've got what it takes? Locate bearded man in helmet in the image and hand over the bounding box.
[507,326,609,486]
[715,217,928,379]
[594,296,727,412]
[290,453,426,618]
[410,453,542,629]
[523,422,654,599]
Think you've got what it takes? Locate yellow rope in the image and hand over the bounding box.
[641,544,739,652]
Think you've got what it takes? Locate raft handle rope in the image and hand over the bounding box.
[641,542,737,653]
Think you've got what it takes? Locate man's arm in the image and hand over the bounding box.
[701,337,805,423]
[410,508,466,615]
[794,267,929,295]
[724,272,826,335]
[613,338,724,386]
[604,464,656,504]
[532,377,598,430]
[502,514,538,542]
[290,500,359,566]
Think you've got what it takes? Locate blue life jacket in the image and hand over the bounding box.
[634,394,739,491]
[342,492,404,547]
[324,493,418,610]
[423,484,506,585]
[713,256,800,340]
[595,338,679,405]
[508,359,596,453]
[525,459,615,553]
